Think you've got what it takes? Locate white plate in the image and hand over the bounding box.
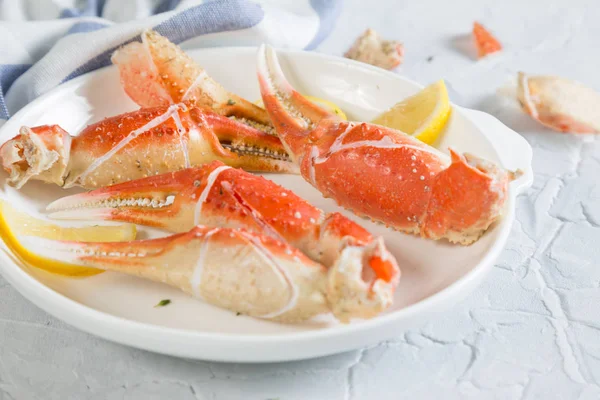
[0,48,532,363]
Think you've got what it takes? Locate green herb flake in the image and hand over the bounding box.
[227,99,236,106]
[236,312,242,316]
[154,299,171,308]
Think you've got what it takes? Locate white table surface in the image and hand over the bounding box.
[2,0,599,398]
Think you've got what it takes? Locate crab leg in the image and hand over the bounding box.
[257,45,517,245]
[22,225,395,322]
[0,104,296,190]
[46,161,399,315]
[112,30,273,133]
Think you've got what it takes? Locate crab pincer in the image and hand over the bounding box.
[0,104,295,190]
[112,30,273,133]
[46,161,400,321]
[39,161,400,322]
[22,226,369,322]
[256,45,517,245]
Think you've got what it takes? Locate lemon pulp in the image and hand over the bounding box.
[371,80,451,145]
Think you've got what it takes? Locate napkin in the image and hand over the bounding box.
[0,0,341,123]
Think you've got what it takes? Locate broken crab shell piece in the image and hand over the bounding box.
[472,22,502,59]
[0,103,296,190]
[517,72,600,133]
[344,28,404,70]
[112,29,273,133]
[258,44,517,245]
[46,160,400,299]
[22,225,397,323]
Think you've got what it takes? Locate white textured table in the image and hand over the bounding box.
[2,1,599,398]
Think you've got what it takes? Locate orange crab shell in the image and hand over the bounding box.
[0,104,296,189]
[257,44,515,245]
[44,161,401,322]
[473,22,502,59]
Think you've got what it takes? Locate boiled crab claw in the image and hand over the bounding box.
[517,72,600,133]
[22,224,394,323]
[46,161,400,318]
[112,30,273,134]
[257,44,518,245]
[0,103,296,190]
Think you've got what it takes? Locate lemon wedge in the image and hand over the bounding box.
[0,200,136,277]
[255,95,347,120]
[371,80,451,145]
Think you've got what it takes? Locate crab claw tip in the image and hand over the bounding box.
[46,208,113,221]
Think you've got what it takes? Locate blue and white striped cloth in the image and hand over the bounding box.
[0,0,341,123]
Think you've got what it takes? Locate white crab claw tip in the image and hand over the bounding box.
[47,194,109,211]
[257,44,268,78]
[47,208,112,221]
[19,236,85,265]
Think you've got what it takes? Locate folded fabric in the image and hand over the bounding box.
[0,0,341,122]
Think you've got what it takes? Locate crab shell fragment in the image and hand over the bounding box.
[517,72,600,133]
[344,28,404,70]
[112,29,273,133]
[472,22,502,59]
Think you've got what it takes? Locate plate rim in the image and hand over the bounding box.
[0,47,524,362]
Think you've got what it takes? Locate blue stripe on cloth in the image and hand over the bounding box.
[60,0,107,18]
[62,0,265,83]
[304,0,342,50]
[153,0,263,44]
[154,0,183,14]
[96,0,107,15]
[0,64,31,119]
[66,21,109,35]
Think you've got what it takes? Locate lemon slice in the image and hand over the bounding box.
[371,80,451,145]
[255,95,347,120]
[0,200,136,277]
